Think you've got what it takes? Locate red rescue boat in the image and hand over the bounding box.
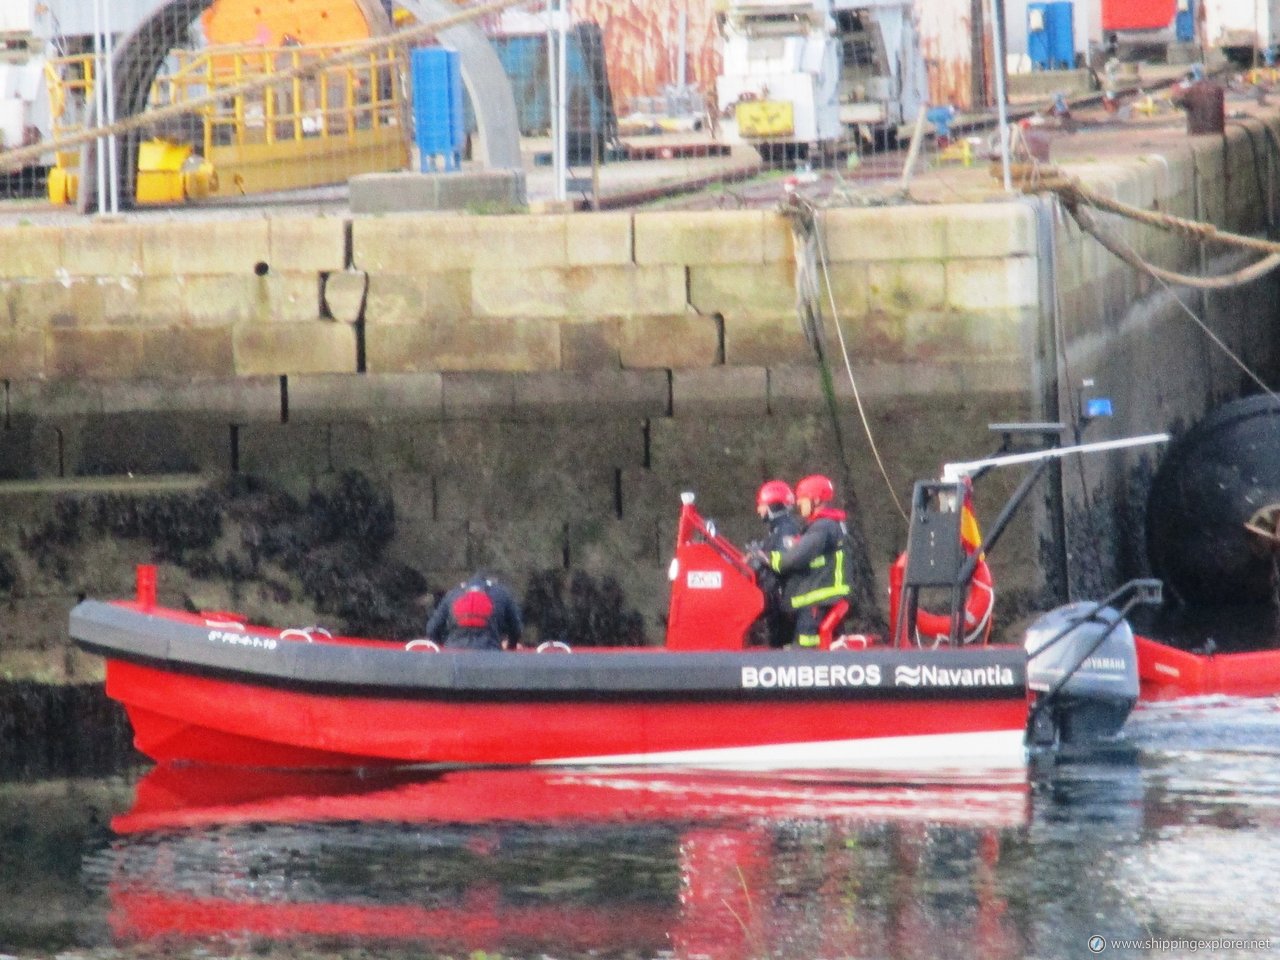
[70,495,1030,772]
[77,423,1234,769]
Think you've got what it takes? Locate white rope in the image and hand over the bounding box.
[811,203,908,520]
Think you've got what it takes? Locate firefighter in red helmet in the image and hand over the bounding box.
[749,479,803,647]
[768,474,851,648]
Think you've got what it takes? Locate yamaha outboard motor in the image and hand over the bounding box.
[1024,600,1142,748]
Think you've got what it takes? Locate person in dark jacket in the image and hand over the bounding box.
[425,573,523,651]
[748,479,803,647]
[768,474,851,648]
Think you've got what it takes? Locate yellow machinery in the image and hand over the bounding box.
[45,38,410,205]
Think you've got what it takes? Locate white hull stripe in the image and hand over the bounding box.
[536,729,1027,771]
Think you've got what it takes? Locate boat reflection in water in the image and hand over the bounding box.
[94,764,1032,959]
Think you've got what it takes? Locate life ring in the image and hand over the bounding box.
[888,552,995,646]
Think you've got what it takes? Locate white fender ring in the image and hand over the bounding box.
[536,640,572,653]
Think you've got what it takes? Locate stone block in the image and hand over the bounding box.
[288,372,444,420]
[238,422,332,475]
[689,260,796,317]
[322,270,369,323]
[101,275,186,328]
[470,215,567,269]
[567,212,633,265]
[721,313,814,367]
[822,205,947,262]
[867,260,946,313]
[440,372,517,418]
[140,219,271,276]
[353,215,477,273]
[0,330,44,378]
[671,367,769,415]
[325,421,380,471]
[560,318,621,369]
[767,359,1028,411]
[61,221,143,277]
[620,312,719,369]
[943,203,1037,259]
[7,379,105,417]
[962,305,1039,358]
[366,317,560,373]
[9,279,106,329]
[763,213,794,263]
[565,264,687,318]
[98,376,280,418]
[232,321,357,375]
[365,422,427,472]
[634,209,766,265]
[365,271,472,325]
[46,329,145,380]
[0,224,61,279]
[70,413,227,477]
[268,215,347,272]
[464,516,568,574]
[471,268,566,317]
[820,261,872,317]
[182,275,260,327]
[140,328,237,378]
[514,369,671,418]
[945,257,1039,311]
[383,479,470,570]
[348,170,526,215]
[261,272,322,324]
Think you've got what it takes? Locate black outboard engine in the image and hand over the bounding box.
[1024,588,1151,748]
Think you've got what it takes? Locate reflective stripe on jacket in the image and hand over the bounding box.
[770,514,850,610]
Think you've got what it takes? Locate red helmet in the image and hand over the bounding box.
[756,480,795,509]
[795,474,835,504]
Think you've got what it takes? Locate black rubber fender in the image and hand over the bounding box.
[1147,395,1280,605]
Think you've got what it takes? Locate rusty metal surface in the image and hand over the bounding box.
[917,0,981,110]
[574,0,722,113]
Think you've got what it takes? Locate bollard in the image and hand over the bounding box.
[1183,80,1225,135]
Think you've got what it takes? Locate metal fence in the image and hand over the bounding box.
[0,0,1080,214]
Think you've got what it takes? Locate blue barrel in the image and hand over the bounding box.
[1046,2,1075,69]
[411,46,464,172]
[1175,0,1195,42]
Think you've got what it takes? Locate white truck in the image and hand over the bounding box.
[715,0,926,160]
[0,3,53,162]
[1202,0,1280,64]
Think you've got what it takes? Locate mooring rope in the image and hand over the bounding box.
[0,0,529,173]
[1007,158,1280,396]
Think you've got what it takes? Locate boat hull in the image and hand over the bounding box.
[1135,634,1280,699]
[73,600,1030,771]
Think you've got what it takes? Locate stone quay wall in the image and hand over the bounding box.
[2,113,1280,680]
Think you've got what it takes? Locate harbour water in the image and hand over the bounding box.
[0,696,1277,959]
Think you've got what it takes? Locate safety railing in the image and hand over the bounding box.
[43,38,411,203]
